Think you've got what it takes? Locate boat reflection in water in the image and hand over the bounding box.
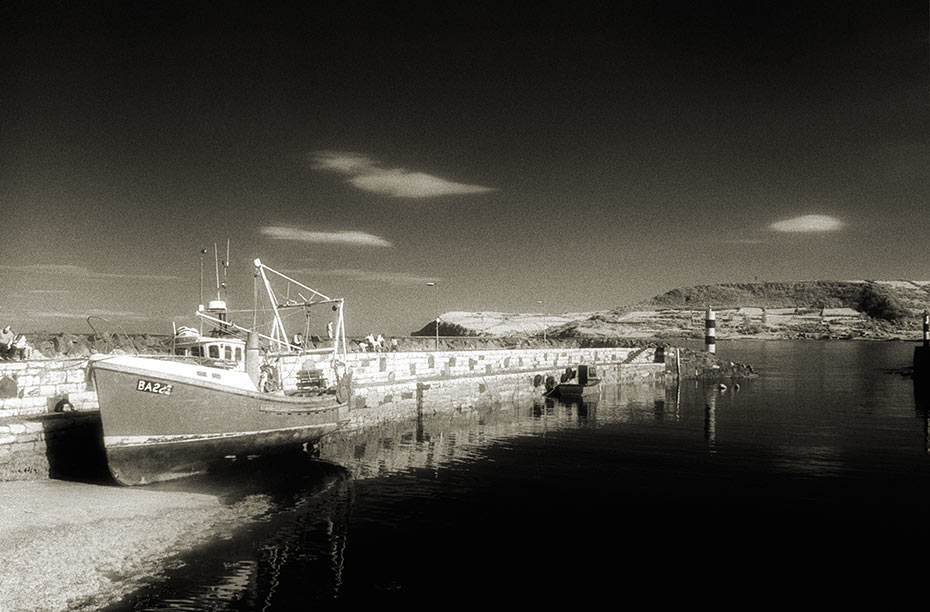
[102,454,354,610]
[532,395,597,422]
[101,381,670,609]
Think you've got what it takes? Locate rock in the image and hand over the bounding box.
[0,376,18,399]
[53,334,74,355]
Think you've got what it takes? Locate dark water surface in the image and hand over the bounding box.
[104,341,930,608]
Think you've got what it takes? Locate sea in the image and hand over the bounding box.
[100,340,930,609]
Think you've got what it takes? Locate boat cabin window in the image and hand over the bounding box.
[174,342,241,364]
[589,366,597,377]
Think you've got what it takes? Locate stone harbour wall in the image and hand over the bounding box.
[0,358,99,420]
[0,411,107,482]
[0,346,670,482]
[0,358,105,481]
[333,348,668,429]
[280,345,663,389]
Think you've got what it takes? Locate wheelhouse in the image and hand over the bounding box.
[173,336,246,371]
[578,364,597,385]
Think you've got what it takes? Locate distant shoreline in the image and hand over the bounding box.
[6,328,925,363]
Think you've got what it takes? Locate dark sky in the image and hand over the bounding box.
[1,1,927,335]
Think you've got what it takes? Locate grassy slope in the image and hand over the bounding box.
[640,280,930,312]
[566,280,930,340]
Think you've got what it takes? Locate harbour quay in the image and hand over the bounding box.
[0,345,676,483]
[284,345,668,426]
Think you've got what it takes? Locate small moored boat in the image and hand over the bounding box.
[546,365,600,400]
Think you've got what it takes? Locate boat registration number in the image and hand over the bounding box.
[136,379,174,396]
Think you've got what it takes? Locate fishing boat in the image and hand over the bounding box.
[89,254,354,485]
[545,365,600,400]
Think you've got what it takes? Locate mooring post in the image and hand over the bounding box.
[914,311,930,398]
[705,307,716,354]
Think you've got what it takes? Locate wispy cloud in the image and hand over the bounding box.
[721,238,768,245]
[287,268,438,286]
[310,151,497,198]
[33,309,149,320]
[768,214,844,233]
[0,264,181,280]
[260,226,393,247]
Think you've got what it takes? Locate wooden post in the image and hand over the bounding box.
[914,311,930,400]
[705,307,716,354]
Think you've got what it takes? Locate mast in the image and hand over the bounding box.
[250,258,347,367]
[214,243,221,301]
[223,238,230,295]
[199,248,207,334]
[206,241,230,335]
[254,259,288,351]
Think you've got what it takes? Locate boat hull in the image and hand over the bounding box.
[548,365,600,400]
[90,356,351,485]
[552,382,600,399]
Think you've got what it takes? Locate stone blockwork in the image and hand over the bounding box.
[0,357,106,482]
[280,346,668,429]
[0,358,99,420]
[0,411,107,482]
[0,347,670,482]
[280,346,663,389]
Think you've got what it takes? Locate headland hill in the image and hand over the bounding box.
[17,280,930,360]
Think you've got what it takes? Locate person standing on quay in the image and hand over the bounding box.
[0,326,13,359]
[9,333,27,360]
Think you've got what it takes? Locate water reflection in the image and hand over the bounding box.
[914,380,930,455]
[104,459,354,611]
[531,396,595,424]
[704,386,716,452]
[595,382,681,424]
[318,382,671,479]
[771,444,845,477]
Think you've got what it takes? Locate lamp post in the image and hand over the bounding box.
[426,282,439,350]
[537,300,546,343]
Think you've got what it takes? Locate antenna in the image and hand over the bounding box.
[214,243,221,300]
[222,238,230,291]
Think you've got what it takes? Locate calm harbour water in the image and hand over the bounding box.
[103,340,930,608]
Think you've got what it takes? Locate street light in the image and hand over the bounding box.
[426,282,439,350]
[537,300,546,343]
